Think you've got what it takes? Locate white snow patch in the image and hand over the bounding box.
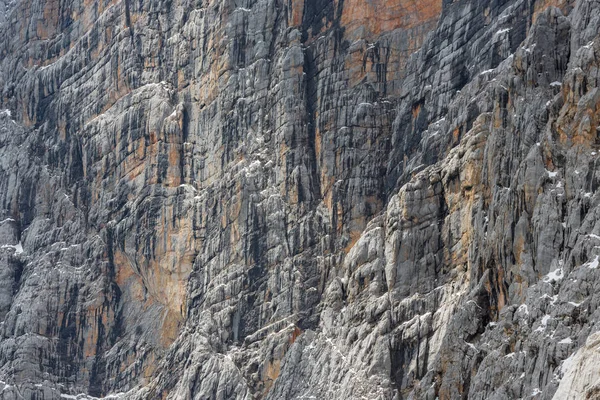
[559,337,573,344]
[495,28,511,36]
[480,69,495,75]
[518,304,529,315]
[1,242,23,254]
[531,388,542,396]
[550,81,562,87]
[60,393,125,399]
[585,255,600,269]
[546,169,559,178]
[179,184,197,192]
[544,268,563,283]
[535,315,551,333]
[464,340,479,352]
[0,109,11,117]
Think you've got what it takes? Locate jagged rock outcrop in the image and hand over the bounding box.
[2,0,600,398]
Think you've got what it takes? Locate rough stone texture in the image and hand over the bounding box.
[2,0,600,398]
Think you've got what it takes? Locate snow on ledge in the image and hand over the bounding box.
[1,241,23,254]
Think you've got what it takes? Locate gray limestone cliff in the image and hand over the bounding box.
[1,0,600,398]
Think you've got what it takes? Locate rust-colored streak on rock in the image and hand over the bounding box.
[289,0,305,26]
[341,0,442,37]
[290,326,302,344]
[532,0,570,24]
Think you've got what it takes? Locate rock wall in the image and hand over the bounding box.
[1,0,600,398]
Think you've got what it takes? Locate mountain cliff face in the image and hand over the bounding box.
[1,0,600,398]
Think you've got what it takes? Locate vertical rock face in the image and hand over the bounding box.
[1,0,600,398]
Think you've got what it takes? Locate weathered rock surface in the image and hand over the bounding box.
[2,0,600,398]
